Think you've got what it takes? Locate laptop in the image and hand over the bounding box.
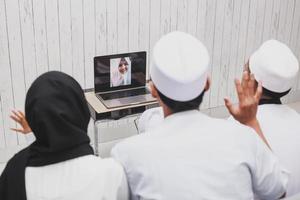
[94,51,156,108]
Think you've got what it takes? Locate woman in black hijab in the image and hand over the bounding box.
[0,71,128,200]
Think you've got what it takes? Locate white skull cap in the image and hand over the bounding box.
[249,39,299,93]
[150,31,210,101]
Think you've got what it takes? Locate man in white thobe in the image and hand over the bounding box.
[111,31,289,200]
[240,40,300,197]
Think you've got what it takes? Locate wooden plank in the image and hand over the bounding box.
[294,3,300,90]
[289,0,300,53]
[176,0,188,32]
[19,0,38,144]
[95,0,107,55]
[83,0,96,89]
[196,0,207,41]
[117,0,129,53]
[138,0,150,79]
[277,0,289,42]
[284,0,297,98]
[160,0,171,35]
[70,0,85,87]
[261,0,274,42]
[19,0,37,89]
[128,0,139,52]
[45,0,61,71]
[244,0,258,59]
[187,0,198,36]
[5,0,28,145]
[107,0,118,54]
[148,0,160,77]
[253,0,266,47]
[58,0,73,76]
[204,0,216,52]
[235,0,250,81]
[138,0,150,50]
[289,0,300,89]
[202,0,216,109]
[0,145,27,163]
[0,0,13,148]
[284,0,296,44]
[0,95,6,148]
[209,0,226,107]
[170,0,178,31]
[227,0,242,102]
[269,0,281,38]
[217,0,234,106]
[277,0,297,98]
[32,0,49,75]
[287,0,298,49]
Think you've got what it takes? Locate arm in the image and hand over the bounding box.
[243,119,271,150]
[111,147,139,200]
[250,133,289,199]
[224,71,271,150]
[116,167,130,200]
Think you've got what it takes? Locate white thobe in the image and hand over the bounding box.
[25,155,129,200]
[255,104,300,196]
[112,110,288,200]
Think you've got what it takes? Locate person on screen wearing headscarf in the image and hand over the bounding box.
[111,57,131,87]
[0,71,129,200]
[233,40,300,197]
[111,31,288,200]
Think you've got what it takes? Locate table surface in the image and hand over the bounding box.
[85,91,158,114]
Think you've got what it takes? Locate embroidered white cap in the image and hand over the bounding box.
[150,31,210,101]
[249,39,299,93]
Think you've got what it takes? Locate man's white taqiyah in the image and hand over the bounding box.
[150,31,210,101]
[249,39,299,93]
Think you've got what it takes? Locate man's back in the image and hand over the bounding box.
[257,104,300,196]
[112,110,288,200]
[25,155,128,200]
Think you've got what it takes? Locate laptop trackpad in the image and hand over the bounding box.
[118,95,148,104]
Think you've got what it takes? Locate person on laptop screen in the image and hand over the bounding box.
[110,57,131,87]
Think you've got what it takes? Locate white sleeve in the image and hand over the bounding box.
[251,134,289,200]
[116,168,129,200]
[137,107,164,134]
[111,146,139,200]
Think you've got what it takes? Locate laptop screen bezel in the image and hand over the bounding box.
[94,51,147,93]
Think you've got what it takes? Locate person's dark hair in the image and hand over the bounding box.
[156,88,205,113]
[262,87,291,99]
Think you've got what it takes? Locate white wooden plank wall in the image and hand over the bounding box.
[1,0,300,161]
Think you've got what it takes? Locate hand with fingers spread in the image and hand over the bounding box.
[224,71,272,149]
[224,71,262,125]
[10,110,32,134]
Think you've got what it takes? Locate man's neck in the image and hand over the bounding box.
[162,106,173,118]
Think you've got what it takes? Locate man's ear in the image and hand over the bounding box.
[150,82,159,98]
[204,76,211,91]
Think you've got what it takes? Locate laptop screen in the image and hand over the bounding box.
[94,51,147,93]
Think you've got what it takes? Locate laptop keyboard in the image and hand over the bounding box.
[98,88,150,100]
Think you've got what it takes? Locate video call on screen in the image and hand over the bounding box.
[94,52,146,92]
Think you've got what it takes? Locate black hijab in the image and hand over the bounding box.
[0,71,94,200]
